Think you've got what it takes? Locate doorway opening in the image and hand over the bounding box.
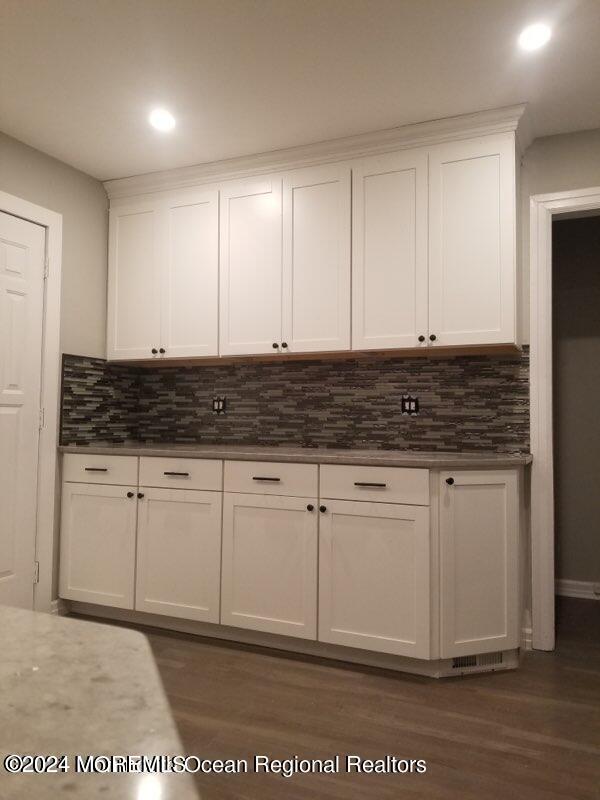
[552,213,600,643]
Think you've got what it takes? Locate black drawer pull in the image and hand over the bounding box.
[252,476,281,482]
[164,471,190,477]
[85,467,108,472]
[354,481,387,488]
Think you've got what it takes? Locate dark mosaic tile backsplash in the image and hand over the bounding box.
[61,350,530,453]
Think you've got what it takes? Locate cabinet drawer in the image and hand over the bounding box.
[139,457,222,491]
[224,460,318,498]
[320,464,429,505]
[63,453,138,486]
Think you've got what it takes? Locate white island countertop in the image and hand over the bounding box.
[0,606,199,800]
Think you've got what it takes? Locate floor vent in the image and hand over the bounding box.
[452,655,477,669]
[452,652,503,670]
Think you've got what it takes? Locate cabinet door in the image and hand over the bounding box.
[219,179,283,355]
[161,189,219,358]
[135,488,222,622]
[59,483,137,608]
[221,493,317,638]
[319,500,430,658]
[352,150,428,350]
[439,470,519,657]
[107,199,161,360]
[428,133,516,346]
[282,165,350,353]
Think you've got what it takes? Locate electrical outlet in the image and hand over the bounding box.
[212,397,227,414]
[401,395,419,415]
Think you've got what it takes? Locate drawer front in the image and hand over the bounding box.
[63,453,138,486]
[320,464,430,505]
[224,460,318,498]
[139,457,222,491]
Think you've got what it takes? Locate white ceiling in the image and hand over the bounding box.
[1,0,599,181]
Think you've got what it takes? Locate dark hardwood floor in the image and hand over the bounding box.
[93,599,600,799]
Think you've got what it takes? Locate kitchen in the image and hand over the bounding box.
[1,2,599,798]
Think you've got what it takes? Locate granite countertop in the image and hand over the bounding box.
[0,606,198,800]
[59,442,532,469]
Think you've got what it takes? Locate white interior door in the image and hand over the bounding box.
[107,199,161,360]
[221,493,318,638]
[352,150,429,350]
[282,164,350,353]
[161,188,219,358]
[219,178,283,355]
[135,488,222,622]
[0,211,45,609]
[318,500,430,658]
[439,469,519,657]
[428,133,516,346]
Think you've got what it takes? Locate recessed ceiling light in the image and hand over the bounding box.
[518,23,552,51]
[149,108,176,132]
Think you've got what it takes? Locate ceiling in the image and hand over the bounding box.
[1,0,599,181]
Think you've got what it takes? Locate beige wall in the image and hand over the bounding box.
[520,128,600,342]
[552,217,600,584]
[0,131,108,358]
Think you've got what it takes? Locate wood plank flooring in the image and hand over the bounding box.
[80,598,600,799]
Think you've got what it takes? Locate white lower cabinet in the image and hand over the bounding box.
[59,455,523,673]
[135,488,222,622]
[221,493,318,639]
[439,470,519,657]
[59,482,137,609]
[318,500,431,658]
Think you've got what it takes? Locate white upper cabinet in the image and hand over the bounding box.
[108,199,161,360]
[282,165,351,353]
[219,178,283,356]
[428,133,516,347]
[161,189,219,359]
[352,150,428,350]
[107,189,219,361]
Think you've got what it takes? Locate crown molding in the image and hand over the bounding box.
[104,103,528,201]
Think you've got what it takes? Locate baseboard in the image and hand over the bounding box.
[50,598,69,615]
[555,579,600,601]
[521,626,533,650]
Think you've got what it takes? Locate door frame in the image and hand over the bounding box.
[0,190,62,613]
[529,185,600,650]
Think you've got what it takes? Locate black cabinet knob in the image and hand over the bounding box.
[307,504,314,512]
[126,491,134,498]
[272,342,279,349]
[418,335,425,342]
[319,505,327,513]
[429,334,437,342]
[151,348,158,355]
[137,492,145,499]
[159,348,165,354]
[446,477,454,485]
[281,342,288,349]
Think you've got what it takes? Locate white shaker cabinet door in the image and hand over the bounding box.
[59,482,137,609]
[319,500,431,658]
[107,199,162,360]
[428,133,516,347]
[219,178,283,355]
[352,150,428,350]
[135,488,222,622]
[221,493,318,639]
[282,164,351,353]
[161,188,219,358]
[439,470,519,657]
